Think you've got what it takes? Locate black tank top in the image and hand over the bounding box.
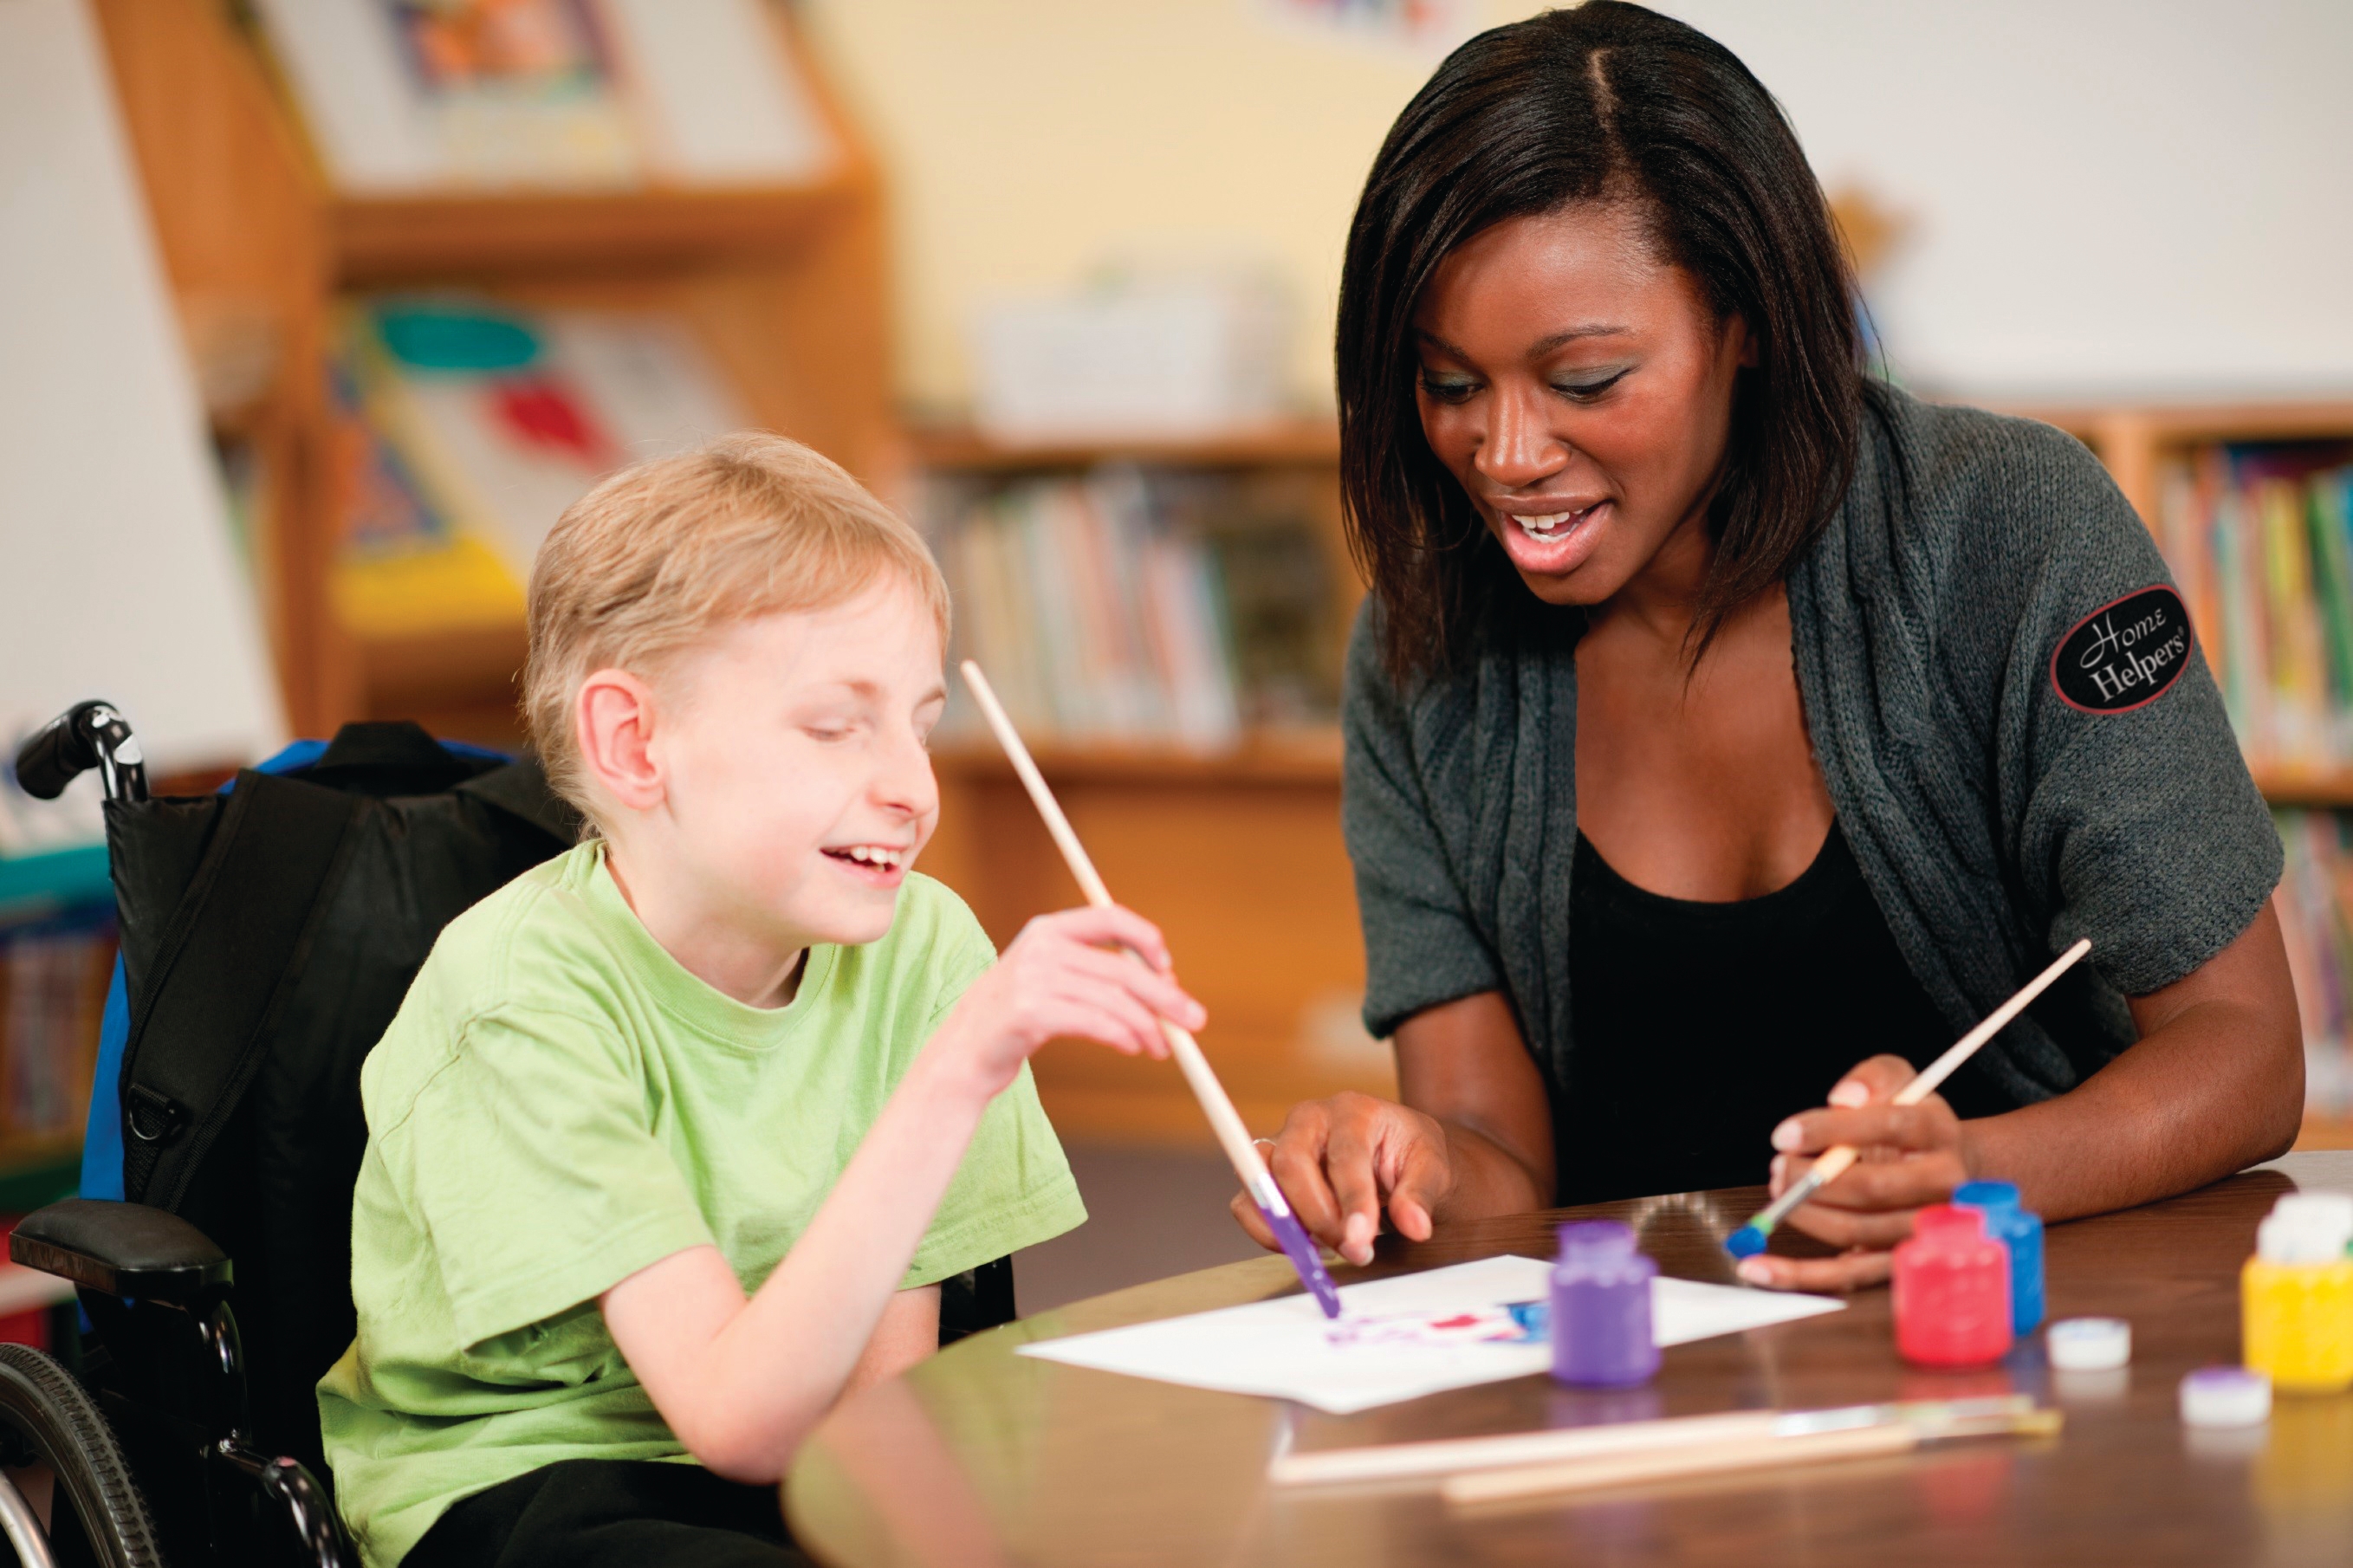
[1559,820,2013,1206]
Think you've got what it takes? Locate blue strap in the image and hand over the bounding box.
[77,954,128,1201]
[234,735,508,788]
[251,739,330,776]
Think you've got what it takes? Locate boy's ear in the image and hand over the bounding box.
[575,668,666,813]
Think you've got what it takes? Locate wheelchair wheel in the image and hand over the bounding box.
[0,1343,164,1568]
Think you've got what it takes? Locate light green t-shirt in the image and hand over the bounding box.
[316,842,1084,1567]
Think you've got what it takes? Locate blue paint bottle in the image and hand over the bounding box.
[1954,1179,2044,1335]
[1550,1221,1659,1386]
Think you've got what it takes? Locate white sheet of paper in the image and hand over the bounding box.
[1017,1256,1844,1415]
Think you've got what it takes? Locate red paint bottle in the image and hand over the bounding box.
[1893,1204,2013,1368]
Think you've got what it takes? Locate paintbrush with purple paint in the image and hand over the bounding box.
[960,661,1344,1318]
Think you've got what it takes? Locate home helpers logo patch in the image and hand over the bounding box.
[2051,586,2194,714]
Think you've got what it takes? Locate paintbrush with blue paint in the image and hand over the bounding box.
[960,661,1345,1318]
[1724,938,2092,1261]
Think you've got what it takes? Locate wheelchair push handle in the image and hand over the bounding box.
[14,701,146,803]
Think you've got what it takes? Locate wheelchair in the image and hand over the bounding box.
[0,702,1017,1567]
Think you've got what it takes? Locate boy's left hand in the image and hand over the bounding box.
[1732,1054,1973,1293]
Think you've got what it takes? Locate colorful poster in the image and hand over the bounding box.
[1254,0,1481,55]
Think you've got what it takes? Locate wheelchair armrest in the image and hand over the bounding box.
[10,1198,232,1304]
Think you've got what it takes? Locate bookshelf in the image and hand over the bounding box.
[915,421,1378,1140]
[909,418,1340,475]
[88,0,897,746]
[930,730,1344,788]
[0,879,112,1201]
[330,186,865,281]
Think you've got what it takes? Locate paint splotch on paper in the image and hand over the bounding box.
[1325,1300,1548,1348]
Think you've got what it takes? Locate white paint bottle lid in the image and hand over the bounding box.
[2180,1366,2272,1429]
[2047,1317,2131,1370]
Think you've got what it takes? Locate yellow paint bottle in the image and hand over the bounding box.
[2243,1192,2353,1394]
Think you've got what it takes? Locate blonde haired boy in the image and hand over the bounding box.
[318,434,1200,1567]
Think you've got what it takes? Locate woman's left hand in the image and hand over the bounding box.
[1732,1054,1974,1292]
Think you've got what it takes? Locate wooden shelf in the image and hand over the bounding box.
[916,401,2353,480]
[2010,399,2353,447]
[333,179,859,284]
[2251,767,2353,809]
[0,1135,82,1176]
[347,622,531,749]
[933,746,2353,805]
[2000,397,2353,528]
[356,622,528,704]
[930,729,1341,787]
[2297,1116,2353,1151]
[909,418,1339,474]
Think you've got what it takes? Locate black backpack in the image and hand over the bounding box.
[98,722,580,1482]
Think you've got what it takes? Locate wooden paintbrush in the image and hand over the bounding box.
[1441,1402,2062,1507]
[958,661,1344,1318]
[1724,937,2092,1259]
[1272,1395,2039,1487]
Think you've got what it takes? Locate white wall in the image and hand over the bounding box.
[809,0,2353,409]
[800,0,1444,414]
[0,0,283,769]
[1663,0,2353,399]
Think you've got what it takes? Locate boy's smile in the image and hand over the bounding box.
[820,840,914,888]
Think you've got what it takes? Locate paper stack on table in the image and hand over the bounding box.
[1018,1256,1843,1415]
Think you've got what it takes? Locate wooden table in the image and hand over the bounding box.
[787,1152,2353,1567]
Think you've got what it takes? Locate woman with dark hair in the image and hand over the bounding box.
[1233,2,2302,1292]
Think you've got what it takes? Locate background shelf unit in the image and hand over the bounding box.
[914,423,1381,1140]
[0,901,113,1202]
[907,418,1339,475]
[89,0,896,746]
[329,185,868,282]
[2253,770,2353,811]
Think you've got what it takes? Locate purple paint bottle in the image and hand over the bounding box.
[1550,1221,1660,1387]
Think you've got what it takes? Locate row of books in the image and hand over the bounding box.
[0,915,110,1146]
[329,295,747,639]
[250,0,831,195]
[2153,446,2353,770]
[931,469,1340,746]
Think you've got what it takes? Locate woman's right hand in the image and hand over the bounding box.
[928,905,1204,1101]
[1229,993,1557,1265]
[1228,1092,1456,1266]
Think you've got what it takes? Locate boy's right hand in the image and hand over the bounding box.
[927,906,1204,1099]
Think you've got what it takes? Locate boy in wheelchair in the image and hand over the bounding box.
[315,434,1202,1566]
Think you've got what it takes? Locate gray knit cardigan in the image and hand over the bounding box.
[1344,381,2281,1109]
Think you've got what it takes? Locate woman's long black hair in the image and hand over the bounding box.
[1338,2,1863,683]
